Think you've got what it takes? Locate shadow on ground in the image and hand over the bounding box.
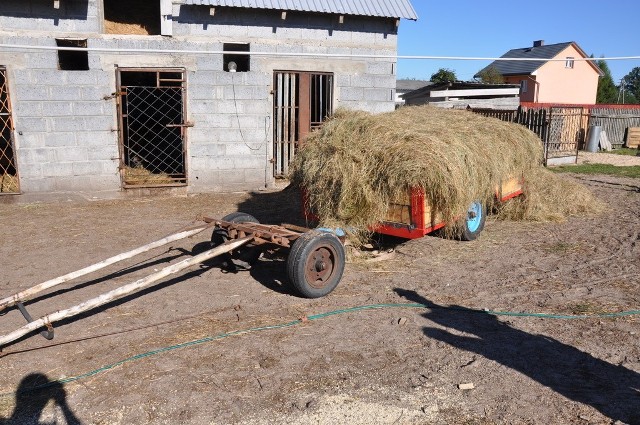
[0,373,83,424]
[395,289,640,424]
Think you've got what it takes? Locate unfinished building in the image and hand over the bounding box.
[0,0,417,194]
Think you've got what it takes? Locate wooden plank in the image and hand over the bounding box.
[0,236,252,347]
[431,88,520,98]
[0,225,210,313]
[626,127,640,148]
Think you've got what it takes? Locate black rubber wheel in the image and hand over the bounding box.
[286,230,346,298]
[220,212,260,225]
[211,212,261,267]
[458,200,487,241]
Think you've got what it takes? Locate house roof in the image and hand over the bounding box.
[181,0,419,20]
[475,41,603,77]
[396,79,431,92]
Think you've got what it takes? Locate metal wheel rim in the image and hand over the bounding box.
[304,246,337,289]
[466,201,483,233]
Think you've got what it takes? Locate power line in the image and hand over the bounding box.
[0,43,639,61]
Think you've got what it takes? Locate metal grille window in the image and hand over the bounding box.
[273,71,333,177]
[0,67,19,194]
[117,69,188,187]
[310,74,333,130]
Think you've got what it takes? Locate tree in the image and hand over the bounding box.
[476,66,505,84]
[430,68,457,84]
[596,59,618,104]
[622,67,640,103]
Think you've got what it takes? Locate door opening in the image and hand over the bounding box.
[116,68,188,187]
[273,71,333,177]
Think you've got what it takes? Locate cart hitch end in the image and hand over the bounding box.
[16,302,54,340]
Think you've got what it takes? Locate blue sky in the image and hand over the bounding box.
[397,1,640,83]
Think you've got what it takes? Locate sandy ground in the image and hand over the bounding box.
[577,150,640,166]
[0,159,638,424]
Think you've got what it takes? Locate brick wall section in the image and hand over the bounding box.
[0,3,399,193]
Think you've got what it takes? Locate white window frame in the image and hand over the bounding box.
[565,57,575,69]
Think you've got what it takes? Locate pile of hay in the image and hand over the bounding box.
[124,166,175,185]
[0,173,18,193]
[496,168,606,221]
[104,21,151,35]
[290,106,603,235]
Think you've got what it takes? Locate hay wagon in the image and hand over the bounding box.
[372,177,524,240]
[0,214,346,348]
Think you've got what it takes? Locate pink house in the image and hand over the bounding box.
[476,41,603,104]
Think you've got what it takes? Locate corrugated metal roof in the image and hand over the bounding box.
[181,0,418,20]
[475,42,573,77]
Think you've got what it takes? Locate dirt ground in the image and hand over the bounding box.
[0,168,638,424]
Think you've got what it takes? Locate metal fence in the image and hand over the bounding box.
[473,104,640,163]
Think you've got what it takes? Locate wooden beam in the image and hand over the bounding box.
[0,225,210,313]
[0,237,252,348]
[430,88,521,98]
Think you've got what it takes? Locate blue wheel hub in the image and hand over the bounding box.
[466,201,483,233]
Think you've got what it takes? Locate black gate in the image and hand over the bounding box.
[117,68,188,187]
[0,67,19,194]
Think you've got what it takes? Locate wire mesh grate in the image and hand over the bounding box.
[0,67,19,193]
[119,70,187,187]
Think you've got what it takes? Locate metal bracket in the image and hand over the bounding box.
[166,122,194,128]
[16,303,54,340]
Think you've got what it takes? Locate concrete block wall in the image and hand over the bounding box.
[0,0,100,33]
[0,4,401,194]
[0,35,119,193]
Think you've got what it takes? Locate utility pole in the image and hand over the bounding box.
[617,78,626,104]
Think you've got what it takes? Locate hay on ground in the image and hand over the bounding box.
[1,173,19,193]
[495,168,607,221]
[290,105,603,238]
[124,166,175,185]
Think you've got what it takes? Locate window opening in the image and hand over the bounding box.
[565,57,575,69]
[224,43,250,72]
[117,68,188,187]
[56,39,89,71]
[273,71,333,177]
[104,0,161,35]
[520,80,528,93]
[0,67,19,194]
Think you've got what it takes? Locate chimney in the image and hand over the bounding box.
[533,40,544,47]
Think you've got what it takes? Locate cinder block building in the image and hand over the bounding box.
[0,0,417,195]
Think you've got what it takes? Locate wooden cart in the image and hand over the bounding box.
[375,177,524,240]
[0,213,346,348]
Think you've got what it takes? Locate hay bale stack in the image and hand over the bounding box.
[290,105,603,234]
